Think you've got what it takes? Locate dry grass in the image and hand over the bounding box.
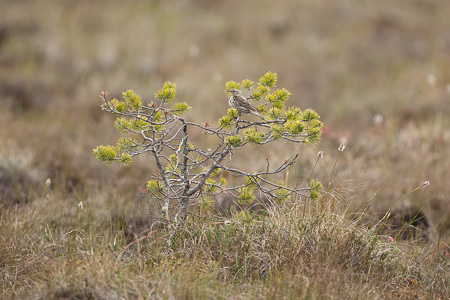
[1,0,450,299]
[1,190,448,299]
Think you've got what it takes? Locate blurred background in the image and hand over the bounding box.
[0,0,449,239]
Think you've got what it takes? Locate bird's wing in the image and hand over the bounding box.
[238,96,256,111]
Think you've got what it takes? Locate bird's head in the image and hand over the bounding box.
[227,88,241,96]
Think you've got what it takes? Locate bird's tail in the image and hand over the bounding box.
[251,110,265,120]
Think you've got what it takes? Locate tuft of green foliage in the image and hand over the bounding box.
[219,115,233,128]
[238,186,256,206]
[146,180,165,196]
[302,109,320,121]
[267,107,283,120]
[244,128,266,144]
[259,71,278,87]
[172,102,191,116]
[123,89,143,110]
[251,85,270,101]
[284,120,305,136]
[227,108,239,119]
[199,195,214,212]
[306,119,323,143]
[110,98,128,113]
[166,154,180,174]
[274,181,290,202]
[210,167,223,177]
[93,145,116,164]
[309,179,323,200]
[266,88,291,109]
[225,135,243,148]
[218,108,241,128]
[286,107,302,120]
[119,153,132,166]
[204,176,227,195]
[241,79,254,89]
[204,178,219,194]
[155,81,177,103]
[271,124,284,140]
[114,117,131,133]
[130,117,151,131]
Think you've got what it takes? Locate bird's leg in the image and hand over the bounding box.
[235,112,241,122]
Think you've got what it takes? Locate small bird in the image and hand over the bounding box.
[227,88,263,118]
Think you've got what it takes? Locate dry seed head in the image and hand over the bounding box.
[338,144,346,152]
